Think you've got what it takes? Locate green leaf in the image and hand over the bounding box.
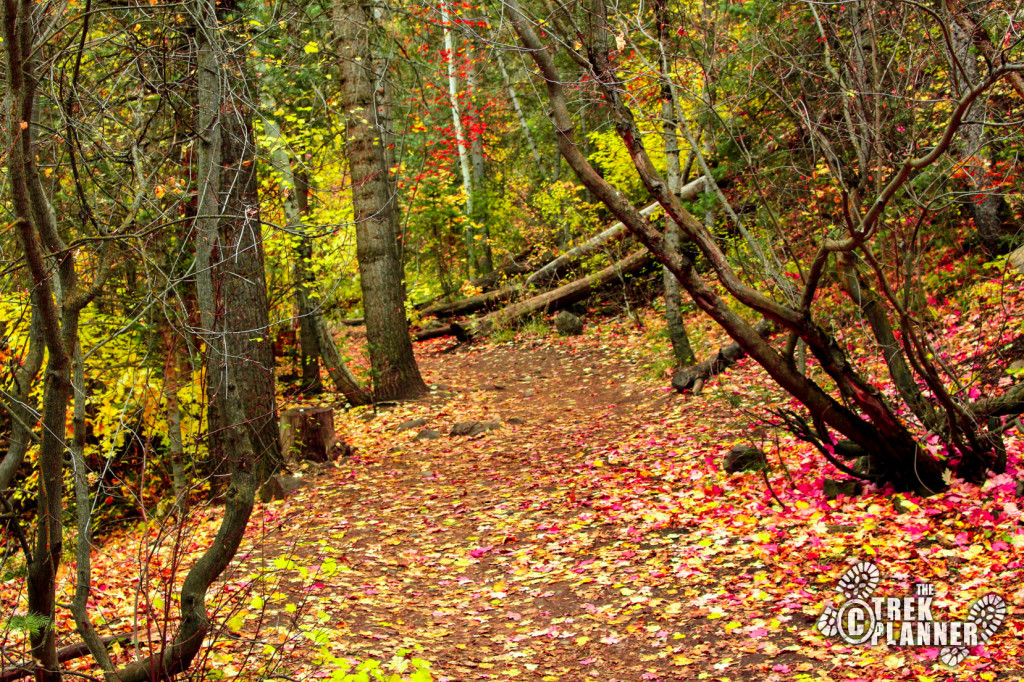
[8,613,49,636]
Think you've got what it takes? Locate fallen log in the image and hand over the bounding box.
[672,319,775,394]
[413,323,470,342]
[422,284,520,318]
[421,186,705,320]
[525,177,705,288]
[468,249,652,340]
[0,633,133,682]
[971,381,1024,420]
[412,250,652,342]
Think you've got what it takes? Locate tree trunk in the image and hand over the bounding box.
[441,1,476,272]
[265,120,321,395]
[110,7,262,679]
[26,317,70,682]
[293,171,325,395]
[835,254,940,431]
[458,251,536,292]
[424,283,521,318]
[0,634,134,682]
[264,120,369,403]
[412,248,535,311]
[468,58,486,188]
[413,323,471,342]
[334,0,428,400]
[69,343,118,679]
[309,314,373,405]
[212,67,282,482]
[114,416,255,682]
[264,121,321,396]
[425,191,705,322]
[497,52,544,173]
[4,3,76,675]
[193,0,225,469]
[413,250,652,342]
[467,51,492,274]
[655,8,697,367]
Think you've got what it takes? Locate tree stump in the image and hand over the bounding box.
[279,406,336,462]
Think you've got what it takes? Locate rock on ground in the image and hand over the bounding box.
[450,420,501,437]
[554,310,584,336]
[723,445,767,474]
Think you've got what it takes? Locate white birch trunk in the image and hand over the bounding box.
[442,2,476,269]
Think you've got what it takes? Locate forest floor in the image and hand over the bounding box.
[204,304,1024,682]
[11,277,1024,682]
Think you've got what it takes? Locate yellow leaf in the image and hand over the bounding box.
[884,654,905,668]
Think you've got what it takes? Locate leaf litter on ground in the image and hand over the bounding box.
[4,266,1024,681]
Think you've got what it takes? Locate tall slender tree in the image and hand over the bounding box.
[334,0,428,400]
[3,1,114,674]
[441,1,478,275]
[655,0,696,368]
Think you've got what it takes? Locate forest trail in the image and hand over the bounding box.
[216,316,1024,681]
[227,324,827,682]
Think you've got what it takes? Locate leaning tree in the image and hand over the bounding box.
[503,0,1024,492]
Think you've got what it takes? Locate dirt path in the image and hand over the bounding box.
[222,329,828,682]
[219,320,1024,682]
